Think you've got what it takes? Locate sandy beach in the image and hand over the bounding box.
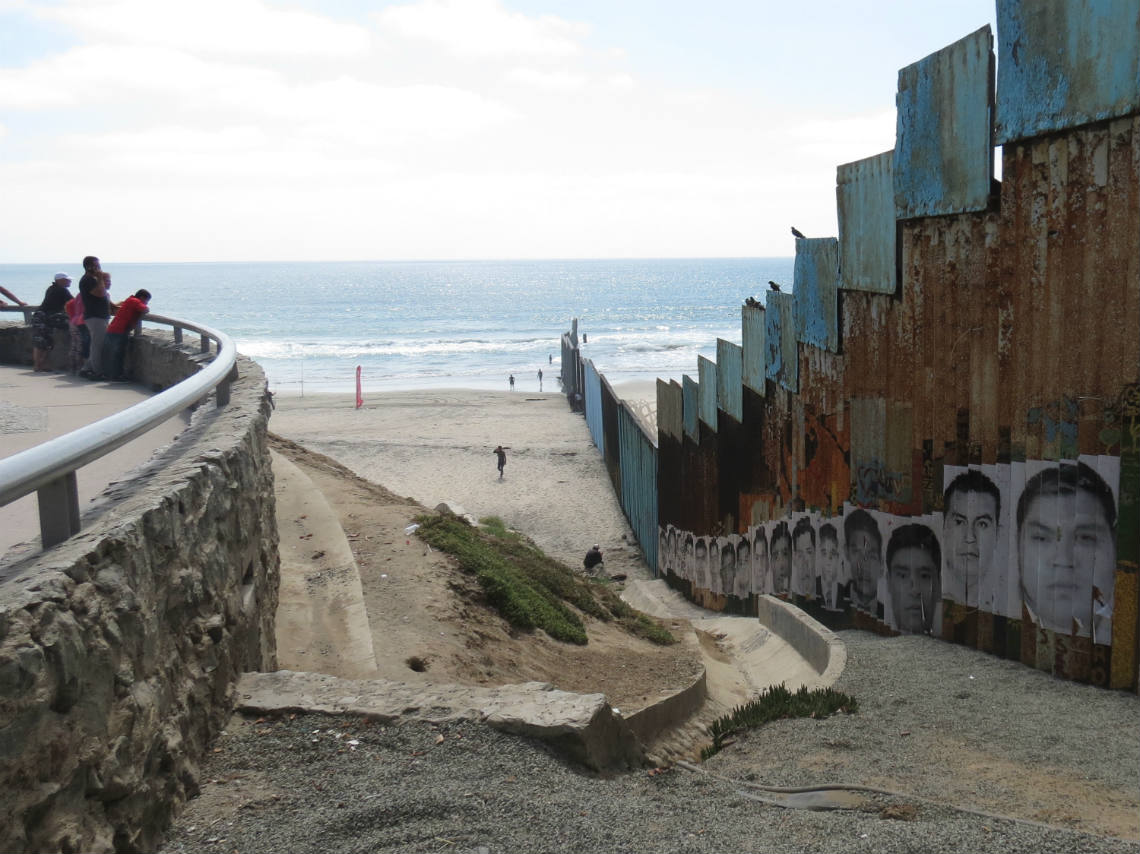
[269,383,658,578]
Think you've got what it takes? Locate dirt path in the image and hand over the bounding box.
[269,435,703,712]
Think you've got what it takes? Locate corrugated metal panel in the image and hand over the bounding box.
[618,403,659,575]
[583,359,604,457]
[765,291,798,392]
[560,333,578,398]
[656,378,683,440]
[793,237,840,352]
[895,26,995,219]
[837,150,896,294]
[742,304,766,395]
[716,339,743,422]
[600,375,622,494]
[682,374,699,441]
[698,356,718,429]
[994,0,1140,145]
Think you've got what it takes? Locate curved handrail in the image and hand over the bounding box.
[0,310,237,541]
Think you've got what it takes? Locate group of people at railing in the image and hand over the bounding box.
[2,255,151,381]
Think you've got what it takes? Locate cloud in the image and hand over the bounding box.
[34,0,370,58]
[505,67,586,92]
[374,0,588,59]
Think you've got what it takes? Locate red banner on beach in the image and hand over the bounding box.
[355,365,363,409]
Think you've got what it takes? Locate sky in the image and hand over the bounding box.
[0,0,998,263]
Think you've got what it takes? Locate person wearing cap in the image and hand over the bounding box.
[31,273,73,371]
[583,544,603,573]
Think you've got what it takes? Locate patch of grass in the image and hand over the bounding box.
[700,683,858,760]
[478,516,518,541]
[416,514,675,647]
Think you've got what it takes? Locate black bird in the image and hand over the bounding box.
[791,226,806,239]
[768,280,781,292]
[745,296,762,308]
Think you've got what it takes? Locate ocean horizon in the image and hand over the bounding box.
[0,258,794,395]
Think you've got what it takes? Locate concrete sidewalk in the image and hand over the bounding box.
[0,365,190,557]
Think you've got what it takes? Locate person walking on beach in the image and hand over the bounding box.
[508,374,515,391]
[494,445,508,479]
[537,368,543,390]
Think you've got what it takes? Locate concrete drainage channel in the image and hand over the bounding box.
[237,584,846,773]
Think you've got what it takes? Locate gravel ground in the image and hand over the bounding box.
[161,632,1139,854]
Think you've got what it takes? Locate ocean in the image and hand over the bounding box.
[0,258,793,394]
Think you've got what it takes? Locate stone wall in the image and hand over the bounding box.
[0,325,279,853]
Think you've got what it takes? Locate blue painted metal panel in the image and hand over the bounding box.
[698,356,718,429]
[618,404,659,575]
[682,374,699,441]
[895,26,994,218]
[583,359,605,457]
[995,0,1140,144]
[765,291,798,392]
[742,304,766,395]
[793,237,840,352]
[716,339,743,422]
[656,378,683,440]
[837,150,896,294]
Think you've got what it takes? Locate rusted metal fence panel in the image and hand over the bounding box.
[838,150,896,294]
[793,237,840,352]
[600,375,622,495]
[742,304,766,395]
[765,291,798,392]
[716,339,743,422]
[895,26,995,218]
[656,378,683,441]
[994,0,1140,145]
[618,403,659,575]
[698,356,718,429]
[583,358,605,458]
[682,374,699,441]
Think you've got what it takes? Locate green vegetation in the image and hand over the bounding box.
[700,684,858,760]
[416,514,675,647]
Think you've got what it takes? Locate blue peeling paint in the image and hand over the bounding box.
[793,237,840,353]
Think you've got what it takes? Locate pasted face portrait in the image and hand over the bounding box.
[817,523,841,608]
[685,535,697,585]
[694,537,708,588]
[887,523,941,634]
[735,538,752,596]
[770,522,792,595]
[1018,461,1116,638]
[844,509,882,611]
[943,470,1000,604]
[719,539,736,596]
[658,529,670,575]
[708,539,721,592]
[752,527,769,594]
[792,516,815,596]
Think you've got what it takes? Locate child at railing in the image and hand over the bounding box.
[101,289,151,381]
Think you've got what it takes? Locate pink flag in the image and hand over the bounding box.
[355,365,363,409]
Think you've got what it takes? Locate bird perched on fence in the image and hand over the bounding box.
[791,226,806,239]
[768,280,781,292]
[745,296,762,308]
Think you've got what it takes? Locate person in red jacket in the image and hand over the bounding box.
[101,289,151,381]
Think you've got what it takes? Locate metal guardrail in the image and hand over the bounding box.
[0,309,238,549]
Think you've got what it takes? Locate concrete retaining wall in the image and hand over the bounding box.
[755,595,846,684]
[0,325,279,853]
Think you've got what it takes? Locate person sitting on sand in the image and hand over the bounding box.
[583,544,603,573]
